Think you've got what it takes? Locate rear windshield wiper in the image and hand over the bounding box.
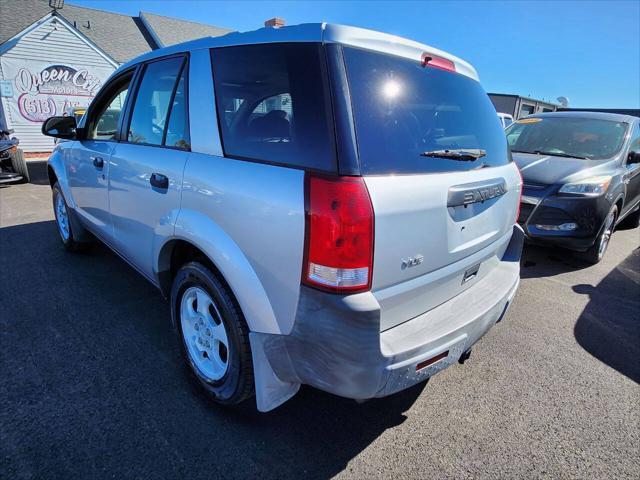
[420,149,486,161]
[511,149,588,160]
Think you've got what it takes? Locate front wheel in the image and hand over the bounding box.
[171,262,254,406]
[582,205,617,264]
[52,182,89,252]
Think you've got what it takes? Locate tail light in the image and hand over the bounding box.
[303,174,374,293]
[421,52,456,72]
[515,165,523,224]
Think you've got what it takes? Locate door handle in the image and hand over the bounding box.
[150,172,169,189]
[91,156,104,169]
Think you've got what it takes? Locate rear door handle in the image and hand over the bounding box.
[150,172,169,189]
[91,156,104,169]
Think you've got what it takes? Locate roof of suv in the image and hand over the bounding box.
[527,111,638,124]
[118,22,478,81]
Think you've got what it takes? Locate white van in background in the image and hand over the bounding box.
[498,112,514,128]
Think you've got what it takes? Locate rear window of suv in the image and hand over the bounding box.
[211,43,336,172]
[343,47,510,175]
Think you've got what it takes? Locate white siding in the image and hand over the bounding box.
[0,18,117,152]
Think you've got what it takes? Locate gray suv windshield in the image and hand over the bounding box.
[506,117,628,160]
[343,47,510,174]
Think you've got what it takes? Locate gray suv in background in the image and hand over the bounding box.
[508,112,640,263]
[43,23,523,412]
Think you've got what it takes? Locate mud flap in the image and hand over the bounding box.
[67,206,93,243]
[249,332,300,412]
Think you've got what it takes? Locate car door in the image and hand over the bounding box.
[67,69,135,243]
[622,122,640,214]
[108,55,190,278]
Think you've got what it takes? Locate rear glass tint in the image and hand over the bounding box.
[211,43,336,172]
[343,47,510,174]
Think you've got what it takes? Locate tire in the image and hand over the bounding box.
[10,148,30,183]
[52,182,89,252]
[618,207,640,229]
[581,204,618,264]
[171,261,254,406]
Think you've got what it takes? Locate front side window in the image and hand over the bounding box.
[86,72,132,140]
[128,57,185,146]
[506,117,628,160]
[211,43,335,171]
[629,125,640,151]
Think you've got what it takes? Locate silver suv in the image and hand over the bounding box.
[43,23,524,411]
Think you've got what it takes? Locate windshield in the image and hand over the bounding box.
[505,117,628,160]
[343,47,510,175]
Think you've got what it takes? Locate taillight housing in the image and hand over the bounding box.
[303,174,374,293]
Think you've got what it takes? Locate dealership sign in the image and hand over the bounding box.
[1,58,114,124]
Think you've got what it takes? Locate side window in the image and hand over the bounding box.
[629,125,640,153]
[86,72,132,140]
[221,98,244,127]
[211,43,336,171]
[164,68,190,149]
[127,57,184,146]
[248,93,292,141]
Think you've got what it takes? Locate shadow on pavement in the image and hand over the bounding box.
[25,160,50,185]
[0,219,424,479]
[573,248,640,383]
[519,243,591,279]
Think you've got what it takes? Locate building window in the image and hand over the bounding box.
[520,104,535,118]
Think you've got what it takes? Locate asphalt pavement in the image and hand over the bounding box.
[1,161,639,479]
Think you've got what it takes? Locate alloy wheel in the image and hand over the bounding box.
[180,286,230,381]
[55,192,70,241]
[598,209,616,259]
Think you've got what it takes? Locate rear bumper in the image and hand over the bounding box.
[259,225,523,400]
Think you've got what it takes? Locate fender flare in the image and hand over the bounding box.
[612,192,625,213]
[156,209,281,335]
[47,150,76,209]
[48,150,92,242]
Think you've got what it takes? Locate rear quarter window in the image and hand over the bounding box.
[343,47,511,175]
[211,43,336,172]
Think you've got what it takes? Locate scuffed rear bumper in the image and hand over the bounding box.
[259,225,523,400]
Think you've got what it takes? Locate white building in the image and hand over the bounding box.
[0,0,230,152]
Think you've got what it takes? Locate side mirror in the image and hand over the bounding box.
[41,116,77,140]
[628,151,640,165]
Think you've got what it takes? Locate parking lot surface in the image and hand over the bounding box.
[1,162,639,479]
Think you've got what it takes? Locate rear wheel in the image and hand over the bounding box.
[10,148,29,183]
[171,262,254,405]
[582,205,617,264]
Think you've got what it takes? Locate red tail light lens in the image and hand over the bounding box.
[303,174,374,293]
[421,52,456,72]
